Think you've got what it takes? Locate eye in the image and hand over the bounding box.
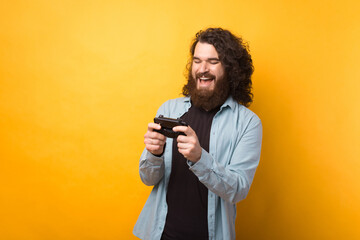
[193,58,201,64]
[209,60,219,65]
[208,58,220,64]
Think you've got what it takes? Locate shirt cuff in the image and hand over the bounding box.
[145,150,164,165]
[188,148,213,176]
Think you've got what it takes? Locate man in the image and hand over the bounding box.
[133,28,262,240]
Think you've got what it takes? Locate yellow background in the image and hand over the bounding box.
[1,0,359,239]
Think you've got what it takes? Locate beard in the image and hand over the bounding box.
[186,72,230,111]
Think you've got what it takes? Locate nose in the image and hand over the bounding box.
[198,62,209,74]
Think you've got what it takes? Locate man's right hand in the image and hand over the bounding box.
[144,123,167,156]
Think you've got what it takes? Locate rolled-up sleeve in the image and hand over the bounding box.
[138,100,173,186]
[190,115,262,204]
[139,149,165,186]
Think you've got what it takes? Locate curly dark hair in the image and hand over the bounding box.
[183,28,254,107]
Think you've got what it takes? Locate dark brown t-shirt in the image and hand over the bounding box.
[162,105,219,240]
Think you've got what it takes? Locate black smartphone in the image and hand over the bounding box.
[153,115,188,138]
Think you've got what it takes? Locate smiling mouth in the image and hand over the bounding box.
[197,77,215,89]
[199,77,214,82]
[195,73,216,88]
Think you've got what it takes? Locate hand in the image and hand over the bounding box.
[144,123,167,156]
[173,125,202,163]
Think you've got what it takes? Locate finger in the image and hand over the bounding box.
[148,122,161,131]
[144,137,166,146]
[176,134,188,143]
[174,125,195,137]
[149,131,166,141]
[173,125,188,133]
[145,143,164,153]
[176,134,197,144]
[177,148,190,159]
[177,142,189,149]
[144,138,166,149]
[145,130,166,141]
[177,140,196,150]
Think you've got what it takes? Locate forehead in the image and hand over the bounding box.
[193,42,219,59]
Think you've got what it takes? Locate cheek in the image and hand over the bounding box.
[191,67,197,77]
[212,67,223,78]
[216,67,225,79]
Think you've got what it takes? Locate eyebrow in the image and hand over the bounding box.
[193,57,220,61]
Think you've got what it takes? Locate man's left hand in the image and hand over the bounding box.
[173,125,202,163]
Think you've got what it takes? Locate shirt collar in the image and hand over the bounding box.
[221,96,237,111]
[183,96,191,102]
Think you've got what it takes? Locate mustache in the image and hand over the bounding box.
[196,72,215,79]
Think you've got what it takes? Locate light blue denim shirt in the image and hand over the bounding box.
[133,96,262,240]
